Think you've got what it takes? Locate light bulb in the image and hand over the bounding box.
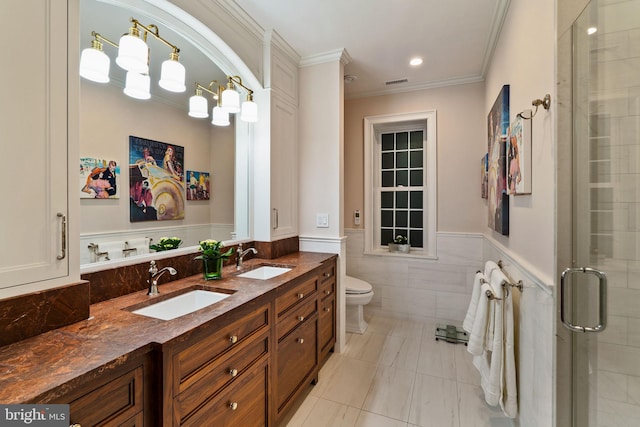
[240,99,258,122]
[212,106,230,126]
[123,72,151,100]
[116,27,149,74]
[159,52,186,93]
[79,45,110,83]
[221,86,240,113]
[188,94,209,118]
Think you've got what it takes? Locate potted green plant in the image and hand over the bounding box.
[388,235,410,253]
[194,239,234,280]
[149,237,182,252]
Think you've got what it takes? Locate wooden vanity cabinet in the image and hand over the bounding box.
[162,300,271,427]
[317,261,337,364]
[274,275,319,421]
[46,351,154,427]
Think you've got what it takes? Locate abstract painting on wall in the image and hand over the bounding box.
[507,113,532,195]
[129,136,185,222]
[481,153,488,199]
[187,170,211,201]
[80,157,119,199]
[487,85,510,235]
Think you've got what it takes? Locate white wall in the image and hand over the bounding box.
[298,53,350,351]
[345,82,487,232]
[483,0,556,286]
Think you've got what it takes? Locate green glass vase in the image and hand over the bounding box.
[203,257,223,280]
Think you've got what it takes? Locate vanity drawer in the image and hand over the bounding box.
[68,366,143,427]
[174,328,269,418]
[277,295,317,341]
[276,276,317,315]
[181,360,268,427]
[319,295,336,356]
[318,262,335,286]
[173,303,269,391]
[276,314,318,411]
[319,276,335,300]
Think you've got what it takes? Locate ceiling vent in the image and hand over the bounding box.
[385,78,408,86]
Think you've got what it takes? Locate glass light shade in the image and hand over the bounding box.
[240,100,258,122]
[79,47,110,83]
[116,33,149,74]
[123,72,151,100]
[212,106,230,126]
[159,57,186,93]
[221,87,240,113]
[188,95,209,118]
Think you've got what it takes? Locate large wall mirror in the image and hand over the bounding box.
[79,0,252,270]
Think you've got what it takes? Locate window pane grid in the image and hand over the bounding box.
[379,130,424,248]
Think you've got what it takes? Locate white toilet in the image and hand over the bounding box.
[345,275,374,334]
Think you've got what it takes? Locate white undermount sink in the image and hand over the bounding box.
[237,266,292,280]
[131,289,231,321]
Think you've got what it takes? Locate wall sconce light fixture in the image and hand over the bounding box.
[188,77,258,125]
[79,17,185,99]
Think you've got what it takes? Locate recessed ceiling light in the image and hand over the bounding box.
[410,57,423,66]
[587,27,597,35]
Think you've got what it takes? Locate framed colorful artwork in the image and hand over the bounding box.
[481,153,488,199]
[187,170,211,200]
[507,112,532,195]
[129,136,185,222]
[487,85,510,235]
[80,157,119,199]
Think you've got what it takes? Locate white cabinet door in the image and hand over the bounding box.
[270,95,298,239]
[0,0,69,289]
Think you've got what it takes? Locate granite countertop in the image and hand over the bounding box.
[0,251,336,404]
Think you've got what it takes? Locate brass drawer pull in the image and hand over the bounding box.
[229,368,238,377]
[323,272,331,277]
[297,293,304,299]
[229,335,238,344]
[298,316,305,322]
[324,290,332,295]
[297,338,304,344]
[229,401,238,411]
[324,307,331,312]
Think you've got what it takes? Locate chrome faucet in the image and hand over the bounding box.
[236,243,258,270]
[147,260,177,296]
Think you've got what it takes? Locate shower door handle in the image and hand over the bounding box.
[560,267,607,333]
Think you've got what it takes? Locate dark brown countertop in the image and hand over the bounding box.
[0,251,336,404]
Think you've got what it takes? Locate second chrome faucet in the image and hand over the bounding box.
[236,243,257,270]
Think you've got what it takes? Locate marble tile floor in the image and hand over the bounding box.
[279,312,515,427]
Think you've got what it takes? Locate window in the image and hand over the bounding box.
[364,111,437,257]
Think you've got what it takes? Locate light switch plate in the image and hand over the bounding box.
[316,213,329,228]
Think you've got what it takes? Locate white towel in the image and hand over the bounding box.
[463,272,486,333]
[97,241,124,260]
[500,280,518,418]
[126,237,150,255]
[484,260,501,280]
[467,281,494,356]
[476,269,506,407]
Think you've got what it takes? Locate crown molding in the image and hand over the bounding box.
[299,48,351,68]
[480,0,511,76]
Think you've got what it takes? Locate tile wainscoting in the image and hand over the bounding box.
[344,229,554,427]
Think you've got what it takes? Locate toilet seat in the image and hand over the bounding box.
[345,276,373,295]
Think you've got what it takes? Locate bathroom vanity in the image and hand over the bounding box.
[0,252,337,427]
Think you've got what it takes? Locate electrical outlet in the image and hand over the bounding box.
[316,213,329,228]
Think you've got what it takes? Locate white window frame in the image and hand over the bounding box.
[363,111,437,258]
